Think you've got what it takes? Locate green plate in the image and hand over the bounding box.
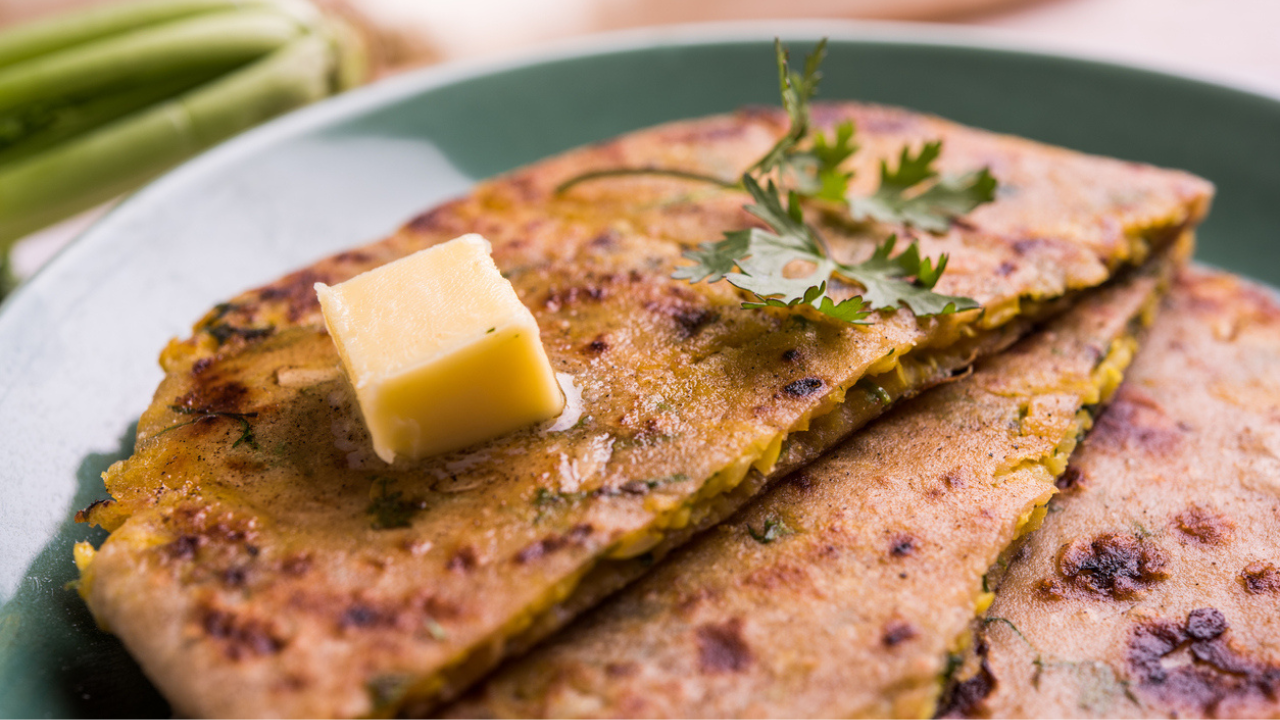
[1,23,1277,717]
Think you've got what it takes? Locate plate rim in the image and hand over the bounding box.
[3,18,1280,320]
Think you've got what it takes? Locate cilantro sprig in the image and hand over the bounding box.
[746,40,858,203]
[674,175,978,323]
[747,516,795,544]
[850,141,998,233]
[556,38,997,324]
[742,39,996,231]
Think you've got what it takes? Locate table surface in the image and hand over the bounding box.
[351,0,1280,88]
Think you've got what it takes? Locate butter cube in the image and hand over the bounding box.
[315,234,564,463]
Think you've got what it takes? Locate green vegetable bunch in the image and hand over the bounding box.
[0,0,367,287]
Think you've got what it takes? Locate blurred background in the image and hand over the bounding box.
[1,0,1277,285]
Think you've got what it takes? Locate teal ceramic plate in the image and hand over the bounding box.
[2,22,1278,717]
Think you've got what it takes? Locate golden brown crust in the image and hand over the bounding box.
[444,257,1168,720]
[948,267,1280,719]
[78,103,1210,718]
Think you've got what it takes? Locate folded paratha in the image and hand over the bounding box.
[941,267,1280,719]
[75,102,1211,717]
[445,249,1172,719]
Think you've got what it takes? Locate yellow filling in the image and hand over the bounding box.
[385,564,594,717]
[1084,335,1137,407]
[603,288,1074,563]
[931,322,1148,716]
[402,296,1071,713]
[980,296,1022,329]
[610,379,854,559]
[73,541,96,573]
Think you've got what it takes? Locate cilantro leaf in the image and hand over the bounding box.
[747,40,858,203]
[367,478,425,530]
[560,38,988,325]
[674,228,752,284]
[747,517,794,544]
[806,120,857,201]
[750,39,825,177]
[848,235,979,316]
[677,176,979,322]
[741,283,875,325]
[676,176,870,323]
[850,141,998,232]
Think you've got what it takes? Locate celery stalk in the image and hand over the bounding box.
[181,33,333,146]
[0,69,225,165]
[322,14,370,92]
[0,8,305,117]
[0,35,334,248]
[0,248,13,296]
[0,0,282,69]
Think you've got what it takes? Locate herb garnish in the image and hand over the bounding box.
[534,486,578,506]
[856,378,893,405]
[198,303,274,345]
[533,473,690,512]
[745,40,861,204]
[850,141,997,233]
[367,477,426,530]
[623,473,688,493]
[746,516,794,544]
[157,405,259,449]
[206,323,274,346]
[365,674,412,712]
[674,176,978,322]
[555,39,994,324]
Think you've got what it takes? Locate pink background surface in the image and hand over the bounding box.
[3,0,1276,277]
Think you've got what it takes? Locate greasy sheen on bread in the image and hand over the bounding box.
[941,267,1280,718]
[76,102,1211,718]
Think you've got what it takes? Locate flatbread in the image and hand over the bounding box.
[75,102,1210,717]
[942,267,1280,718]
[445,253,1171,719]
